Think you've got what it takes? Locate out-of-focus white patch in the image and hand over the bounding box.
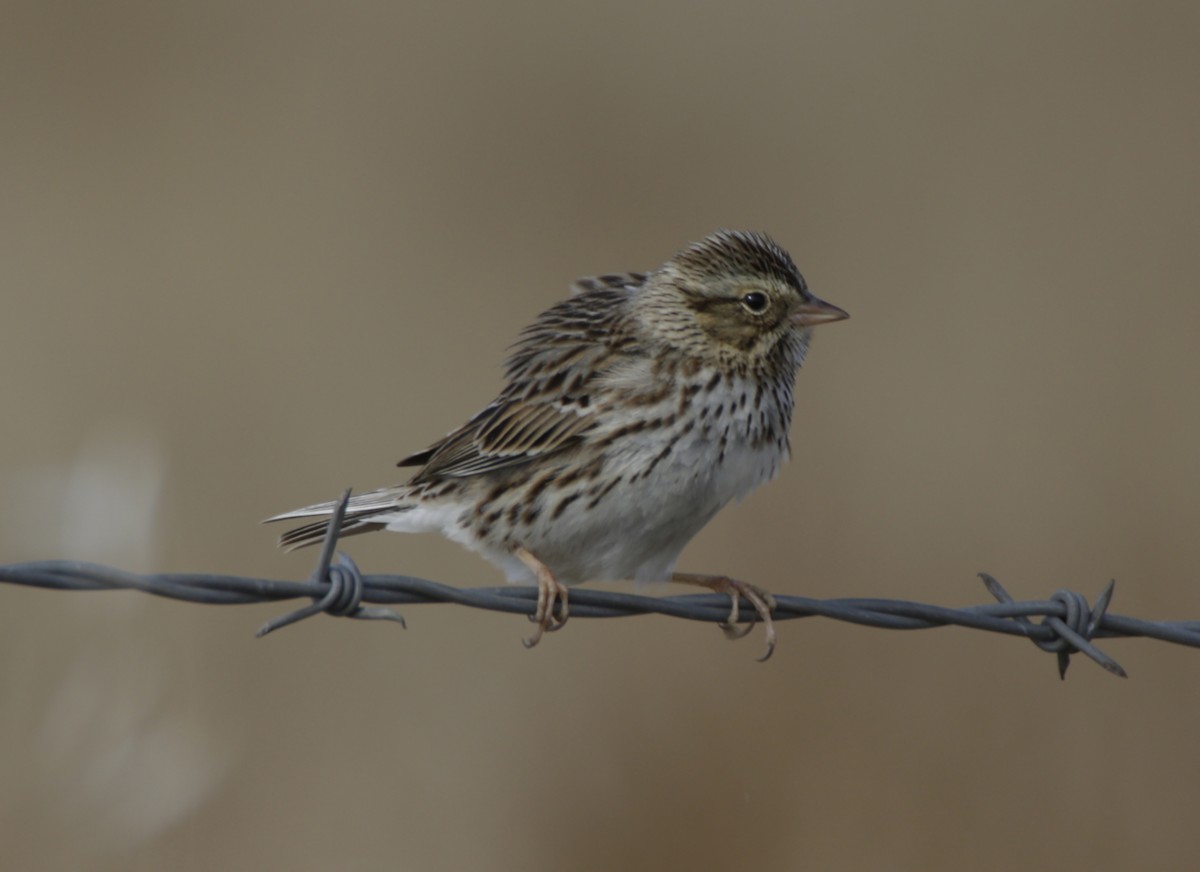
[3,422,225,854]
[59,423,165,567]
[5,421,165,571]
[33,645,231,850]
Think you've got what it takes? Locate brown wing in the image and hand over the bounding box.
[401,398,594,481]
[398,283,643,482]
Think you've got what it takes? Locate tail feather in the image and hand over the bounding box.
[264,490,406,551]
[275,514,387,550]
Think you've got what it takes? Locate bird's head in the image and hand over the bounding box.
[636,230,848,371]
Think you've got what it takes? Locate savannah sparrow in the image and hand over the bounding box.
[268,230,847,658]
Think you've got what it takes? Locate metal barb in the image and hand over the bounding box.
[978,573,1127,679]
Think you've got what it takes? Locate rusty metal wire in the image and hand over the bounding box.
[4,490,1199,678]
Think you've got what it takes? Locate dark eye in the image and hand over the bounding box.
[741,291,769,313]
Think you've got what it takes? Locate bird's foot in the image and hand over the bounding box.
[515,547,570,649]
[671,573,778,662]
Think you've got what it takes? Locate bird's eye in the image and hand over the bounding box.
[741,292,769,313]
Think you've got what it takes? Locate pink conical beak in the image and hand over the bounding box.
[791,294,849,327]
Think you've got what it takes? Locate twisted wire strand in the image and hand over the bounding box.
[5,490,1200,678]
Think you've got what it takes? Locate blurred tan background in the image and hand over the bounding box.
[2,1,1199,870]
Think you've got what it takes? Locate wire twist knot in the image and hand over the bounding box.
[980,573,1125,679]
[257,490,406,637]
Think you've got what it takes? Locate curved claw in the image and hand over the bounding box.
[716,591,755,640]
[720,617,756,640]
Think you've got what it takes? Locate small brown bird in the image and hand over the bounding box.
[268,231,847,658]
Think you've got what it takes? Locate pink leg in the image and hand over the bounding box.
[515,547,570,649]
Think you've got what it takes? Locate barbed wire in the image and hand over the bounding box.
[4,490,1199,678]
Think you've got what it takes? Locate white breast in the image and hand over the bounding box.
[645,374,790,512]
[528,372,792,583]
